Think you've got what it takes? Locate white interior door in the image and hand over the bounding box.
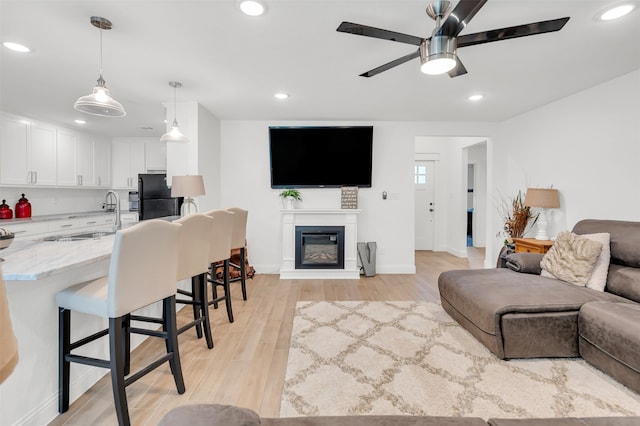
[415,160,435,250]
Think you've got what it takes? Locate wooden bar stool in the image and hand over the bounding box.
[56,220,183,426]
[204,209,235,323]
[226,207,249,301]
[131,213,215,349]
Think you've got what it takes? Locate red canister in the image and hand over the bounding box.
[15,194,32,219]
[0,200,13,220]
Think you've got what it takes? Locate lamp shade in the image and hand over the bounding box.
[74,82,126,117]
[524,188,559,208]
[171,175,205,197]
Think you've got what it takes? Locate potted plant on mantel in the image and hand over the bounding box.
[279,189,302,209]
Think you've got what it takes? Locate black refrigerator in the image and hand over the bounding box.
[138,174,183,220]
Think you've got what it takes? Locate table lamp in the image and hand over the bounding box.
[171,175,205,216]
[524,188,559,240]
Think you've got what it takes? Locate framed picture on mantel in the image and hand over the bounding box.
[341,186,358,209]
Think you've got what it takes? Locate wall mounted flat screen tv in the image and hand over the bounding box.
[269,126,373,188]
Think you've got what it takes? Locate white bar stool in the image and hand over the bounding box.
[226,207,249,301]
[56,220,183,426]
[131,213,216,349]
[204,209,235,323]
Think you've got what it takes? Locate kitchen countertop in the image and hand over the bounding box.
[1,215,178,281]
[0,232,115,280]
[0,210,135,225]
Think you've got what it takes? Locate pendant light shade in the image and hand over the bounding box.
[161,81,189,143]
[74,17,126,117]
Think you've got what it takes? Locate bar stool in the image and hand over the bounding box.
[204,209,235,323]
[130,214,215,349]
[56,220,183,426]
[226,207,249,300]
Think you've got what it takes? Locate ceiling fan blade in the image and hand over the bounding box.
[359,49,421,77]
[337,21,423,46]
[436,0,488,37]
[457,17,570,48]
[448,58,468,78]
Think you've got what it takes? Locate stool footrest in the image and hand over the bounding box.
[130,326,167,339]
[69,328,109,351]
[124,353,173,387]
[130,315,163,325]
[66,353,110,369]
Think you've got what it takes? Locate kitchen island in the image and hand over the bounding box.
[0,220,180,426]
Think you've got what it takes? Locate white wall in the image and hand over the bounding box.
[415,136,488,259]
[488,69,640,263]
[197,104,222,211]
[220,121,495,273]
[468,143,487,248]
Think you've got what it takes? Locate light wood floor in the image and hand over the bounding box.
[49,248,485,425]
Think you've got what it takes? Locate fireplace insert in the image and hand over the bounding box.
[295,226,345,269]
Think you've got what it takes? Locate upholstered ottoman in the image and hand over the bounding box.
[579,301,640,394]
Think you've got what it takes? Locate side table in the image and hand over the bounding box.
[512,237,553,254]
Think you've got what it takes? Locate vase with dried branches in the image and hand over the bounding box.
[498,190,538,246]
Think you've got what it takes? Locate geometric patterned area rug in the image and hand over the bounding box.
[280,301,640,419]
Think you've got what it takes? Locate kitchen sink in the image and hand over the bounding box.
[42,230,116,242]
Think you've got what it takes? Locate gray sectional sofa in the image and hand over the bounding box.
[158,404,640,425]
[438,219,640,394]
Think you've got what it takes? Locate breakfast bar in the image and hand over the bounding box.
[0,226,176,426]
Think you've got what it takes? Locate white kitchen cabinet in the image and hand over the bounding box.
[0,222,48,239]
[0,115,29,185]
[76,136,96,187]
[145,141,166,172]
[112,141,146,189]
[121,212,139,225]
[95,141,111,188]
[0,115,56,186]
[28,123,57,185]
[56,130,78,186]
[57,131,98,188]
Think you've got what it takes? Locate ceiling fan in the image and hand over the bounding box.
[336,0,570,78]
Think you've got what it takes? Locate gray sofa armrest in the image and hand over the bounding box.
[505,253,544,275]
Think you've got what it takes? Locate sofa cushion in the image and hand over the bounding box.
[572,220,640,268]
[488,418,640,426]
[540,231,602,286]
[605,265,640,304]
[582,233,611,291]
[263,416,488,426]
[505,252,543,275]
[158,404,261,426]
[579,302,640,379]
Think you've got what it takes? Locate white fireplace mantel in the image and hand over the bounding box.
[280,209,361,279]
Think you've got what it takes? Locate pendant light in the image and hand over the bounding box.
[74,16,126,117]
[160,81,189,143]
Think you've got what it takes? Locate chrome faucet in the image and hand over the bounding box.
[105,190,121,230]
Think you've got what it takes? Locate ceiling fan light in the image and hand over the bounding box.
[74,83,126,117]
[421,54,457,75]
[420,36,457,75]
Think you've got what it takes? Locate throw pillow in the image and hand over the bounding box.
[540,231,603,286]
[581,232,611,291]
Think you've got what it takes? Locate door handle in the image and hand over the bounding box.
[429,209,434,212]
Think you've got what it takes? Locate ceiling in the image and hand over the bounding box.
[1,1,639,138]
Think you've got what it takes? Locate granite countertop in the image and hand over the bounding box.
[0,232,115,281]
[0,210,135,225]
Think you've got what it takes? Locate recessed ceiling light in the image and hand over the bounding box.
[74,119,87,124]
[599,4,635,20]
[468,94,484,101]
[3,42,30,53]
[275,93,289,100]
[239,0,266,16]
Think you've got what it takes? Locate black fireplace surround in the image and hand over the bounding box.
[295,226,345,269]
